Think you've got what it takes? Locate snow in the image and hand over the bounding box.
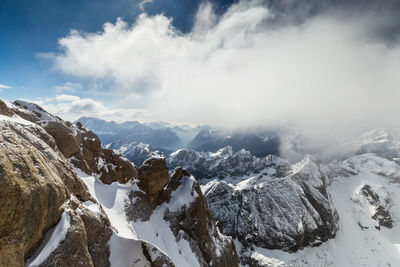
[108,233,150,267]
[168,175,198,212]
[14,100,56,121]
[27,211,71,266]
[130,175,201,267]
[235,154,400,266]
[72,166,138,239]
[83,200,102,216]
[131,208,201,267]
[70,158,207,267]
[0,114,34,125]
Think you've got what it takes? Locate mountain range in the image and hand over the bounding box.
[76,116,280,157]
[2,100,400,266]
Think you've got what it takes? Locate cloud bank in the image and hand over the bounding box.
[50,1,400,141]
[36,94,145,122]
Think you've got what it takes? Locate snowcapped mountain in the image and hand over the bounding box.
[113,135,400,266]
[76,116,186,151]
[4,98,400,266]
[169,146,400,266]
[189,128,280,157]
[77,117,280,158]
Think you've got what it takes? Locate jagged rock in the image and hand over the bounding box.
[138,157,169,197]
[360,184,393,229]
[11,100,139,185]
[0,100,13,117]
[128,166,239,267]
[98,149,138,184]
[167,147,280,180]
[203,156,339,252]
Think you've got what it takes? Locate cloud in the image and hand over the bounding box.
[0,83,12,90]
[53,82,82,93]
[50,1,400,145]
[37,94,145,122]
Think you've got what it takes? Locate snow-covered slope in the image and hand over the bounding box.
[198,149,400,266]
[235,154,400,266]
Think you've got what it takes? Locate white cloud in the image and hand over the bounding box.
[0,83,12,90]
[53,82,82,93]
[38,95,145,122]
[50,1,400,141]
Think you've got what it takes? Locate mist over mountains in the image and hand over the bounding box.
[76,116,280,157]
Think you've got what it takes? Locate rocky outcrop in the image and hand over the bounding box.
[0,99,13,116]
[128,159,239,267]
[203,156,339,252]
[0,119,90,266]
[138,157,169,197]
[11,100,138,185]
[0,101,179,266]
[359,184,393,230]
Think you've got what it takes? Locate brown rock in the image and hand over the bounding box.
[99,149,138,184]
[78,204,112,267]
[0,122,72,265]
[82,131,101,152]
[0,100,13,117]
[138,157,169,196]
[42,121,80,158]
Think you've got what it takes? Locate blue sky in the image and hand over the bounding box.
[0,0,235,101]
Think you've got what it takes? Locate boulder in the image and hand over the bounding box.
[42,121,80,158]
[138,157,169,196]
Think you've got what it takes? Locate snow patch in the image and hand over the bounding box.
[27,212,71,266]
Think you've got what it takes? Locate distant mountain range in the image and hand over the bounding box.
[76,116,281,157]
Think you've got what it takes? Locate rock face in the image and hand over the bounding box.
[168,146,278,180]
[0,118,90,266]
[11,100,138,185]
[129,160,239,267]
[202,155,339,252]
[0,100,239,266]
[0,101,193,266]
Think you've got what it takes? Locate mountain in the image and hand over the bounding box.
[77,117,280,159]
[4,98,400,266]
[168,144,400,265]
[0,99,237,266]
[188,128,280,157]
[76,116,184,151]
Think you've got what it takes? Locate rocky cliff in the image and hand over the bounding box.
[0,99,238,267]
